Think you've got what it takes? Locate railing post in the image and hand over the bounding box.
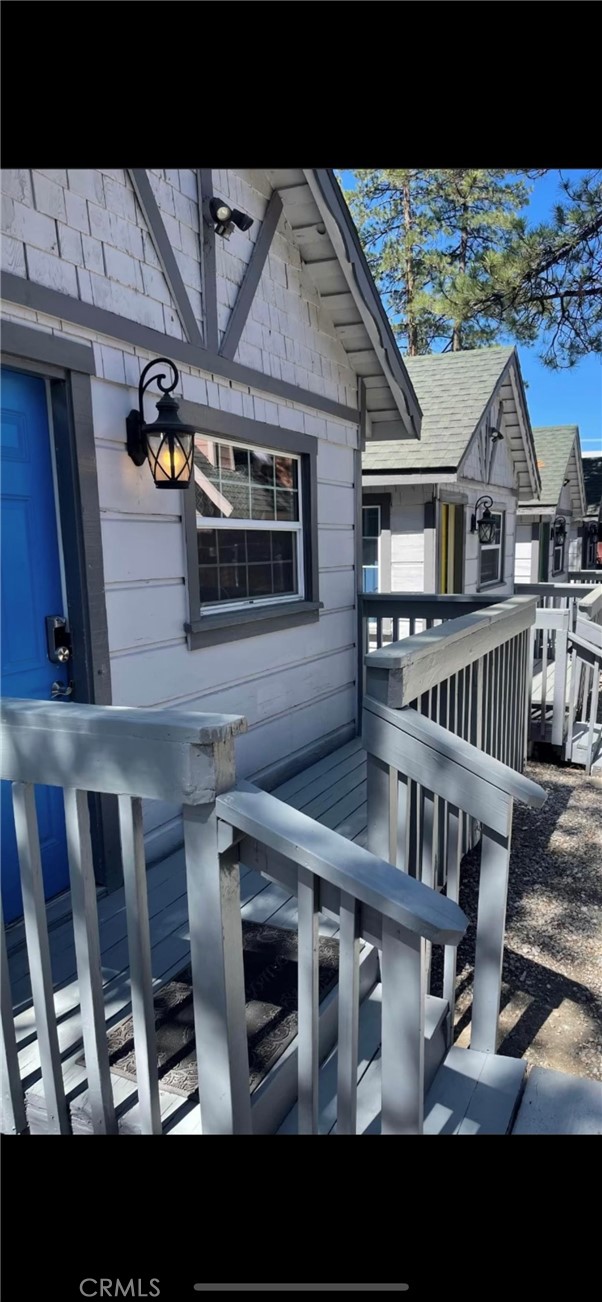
[552,612,570,748]
[1,900,27,1135]
[381,922,425,1134]
[470,811,513,1054]
[183,802,252,1135]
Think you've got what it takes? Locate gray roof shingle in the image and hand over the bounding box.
[522,426,578,508]
[362,345,515,472]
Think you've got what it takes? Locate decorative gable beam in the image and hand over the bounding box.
[220,191,283,360]
[197,168,218,352]
[128,168,203,347]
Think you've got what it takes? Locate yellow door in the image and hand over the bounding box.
[439,503,463,593]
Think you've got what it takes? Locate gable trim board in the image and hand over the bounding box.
[302,169,422,440]
[219,190,283,361]
[197,168,218,352]
[363,346,540,504]
[128,168,203,347]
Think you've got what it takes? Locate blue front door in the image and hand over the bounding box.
[1,367,71,923]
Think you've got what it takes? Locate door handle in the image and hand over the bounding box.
[51,681,74,699]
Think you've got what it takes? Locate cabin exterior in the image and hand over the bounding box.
[515,425,586,584]
[0,166,421,923]
[362,347,540,605]
[581,452,602,570]
[2,169,601,1139]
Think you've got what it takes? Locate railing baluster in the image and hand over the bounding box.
[63,787,117,1135]
[381,922,425,1135]
[366,751,391,862]
[409,617,416,636]
[117,794,161,1136]
[298,865,320,1135]
[471,815,513,1054]
[443,803,461,1035]
[585,661,600,775]
[336,891,360,1136]
[396,771,410,872]
[376,616,383,650]
[1,899,27,1135]
[12,782,69,1134]
[183,802,251,1135]
[540,622,549,741]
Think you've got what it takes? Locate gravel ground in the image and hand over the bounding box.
[436,758,602,1081]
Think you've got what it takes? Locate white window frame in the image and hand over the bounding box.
[478,509,505,588]
[196,434,305,615]
[362,503,381,593]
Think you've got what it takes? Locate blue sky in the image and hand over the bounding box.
[337,169,601,453]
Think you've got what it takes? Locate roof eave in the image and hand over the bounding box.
[304,169,422,442]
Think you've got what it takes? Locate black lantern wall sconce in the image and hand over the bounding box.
[553,515,567,539]
[471,494,496,543]
[126,357,196,489]
[208,197,254,239]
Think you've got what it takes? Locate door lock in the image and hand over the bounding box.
[45,615,72,665]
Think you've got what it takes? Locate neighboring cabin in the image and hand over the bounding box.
[0,166,421,921]
[514,425,586,583]
[581,452,602,569]
[362,345,540,601]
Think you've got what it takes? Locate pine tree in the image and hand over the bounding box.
[344,169,529,354]
[466,170,602,367]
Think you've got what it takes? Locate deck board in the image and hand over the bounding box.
[12,736,369,1133]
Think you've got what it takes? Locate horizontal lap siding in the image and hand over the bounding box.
[515,524,534,582]
[389,487,429,592]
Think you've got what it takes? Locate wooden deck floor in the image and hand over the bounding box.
[9,737,368,1134]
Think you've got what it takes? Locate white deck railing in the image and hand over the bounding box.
[514,582,602,761]
[0,696,467,1137]
[362,697,545,1053]
[0,698,246,1137]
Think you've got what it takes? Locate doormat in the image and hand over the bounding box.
[79,921,340,1098]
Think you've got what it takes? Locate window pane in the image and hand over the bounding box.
[276,489,298,521]
[251,487,276,520]
[199,528,298,606]
[480,548,500,584]
[275,456,298,491]
[247,530,272,562]
[218,565,247,601]
[363,538,378,566]
[247,564,273,597]
[250,450,275,485]
[363,507,380,538]
[271,532,293,563]
[197,529,218,564]
[199,566,219,602]
[492,513,502,544]
[273,560,294,594]
[217,530,247,564]
[195,483,221,518]
[363,566,379,593]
